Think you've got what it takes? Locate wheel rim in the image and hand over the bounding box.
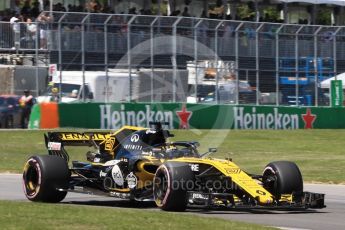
[263,167,278,197]
[153,168,169,206]
[23,160,41,197]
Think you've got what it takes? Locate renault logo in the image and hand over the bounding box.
[130,134,140,143]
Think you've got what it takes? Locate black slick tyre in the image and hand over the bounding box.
[263,161,303,199]
[153,162,194,211]
[23,155,70,202]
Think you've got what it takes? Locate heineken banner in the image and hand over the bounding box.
[59,103,233,129]
[56,103,345,129]
[331,80,343,107]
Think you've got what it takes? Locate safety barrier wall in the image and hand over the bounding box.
[29,102,345,129]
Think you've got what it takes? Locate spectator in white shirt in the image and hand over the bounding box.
[24,18,37,48]
[10,13,21,49]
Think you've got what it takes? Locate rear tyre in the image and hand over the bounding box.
[262,161,303,199]
[23,155,70,202]
[153,162,194,211]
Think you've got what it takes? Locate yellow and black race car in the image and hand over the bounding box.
[23,122,325,211]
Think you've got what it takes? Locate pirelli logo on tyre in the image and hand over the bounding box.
[225,168,241,174]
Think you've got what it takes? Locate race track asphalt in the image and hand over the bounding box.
[1,174,344,230]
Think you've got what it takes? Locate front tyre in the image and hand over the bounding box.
[263,161,303,200]
[23,155,70,202]
[153,162,194,211]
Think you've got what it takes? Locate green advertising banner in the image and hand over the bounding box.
[331,80,343,107]
[58,103,234,129]
[232,106,345,129]
[57,103,345,129]
[28,104,41,129]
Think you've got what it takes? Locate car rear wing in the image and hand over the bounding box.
[44,131,112,162]
[44,126,145,162]
[44,132,112,146]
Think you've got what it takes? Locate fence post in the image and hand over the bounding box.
[127,15,137,102]
[333,27,341,78]
[215,21,224,104]
[193,19,204,103]
[81,14,90,102]
[295,26,304,106]
[234,22,243,105]
[150,16,159,102]
[172,17,182,102]
[104,15,112,103]
[35,21,39,97]
[255,23,265,105]
[275,24,284,106]
[313,26,322,107]
[58,13,67,102]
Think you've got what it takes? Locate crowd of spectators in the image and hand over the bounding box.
[1,3,45,22]
[0,0,54,49]
[0,0,330,48]
[0,0,288,24]
[0,0,321,29]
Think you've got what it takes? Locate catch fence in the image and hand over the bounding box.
[1,12,345,106]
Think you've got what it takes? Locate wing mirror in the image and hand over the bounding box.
[209,148,217,153]
[201,147,217,158]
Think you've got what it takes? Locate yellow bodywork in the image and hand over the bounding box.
[92,145,276,204]
[56,125,146,159]
[170,157,274,205]
[135,157,163,189]
[57,126,281,204]
[59,126,145,142]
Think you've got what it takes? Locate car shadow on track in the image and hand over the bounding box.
[63,199,157,209]
[187,207,328,215]
[62,199,328,215]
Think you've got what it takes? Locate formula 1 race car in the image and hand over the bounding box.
[23,122,325,211]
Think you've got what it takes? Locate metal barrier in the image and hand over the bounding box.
[1,12,345,106]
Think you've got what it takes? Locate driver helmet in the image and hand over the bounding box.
[52,87,58,94]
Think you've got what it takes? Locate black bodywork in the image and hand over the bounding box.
[34,122,325,210]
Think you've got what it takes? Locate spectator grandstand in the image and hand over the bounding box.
[1,0,345,25]
[1,0,345,106]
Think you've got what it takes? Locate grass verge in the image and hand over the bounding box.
[0,200,274,230]
[0,129,344,183]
